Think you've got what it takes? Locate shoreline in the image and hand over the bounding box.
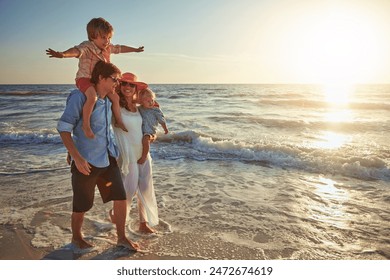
[1,205,389,260]
[1,160,389,260]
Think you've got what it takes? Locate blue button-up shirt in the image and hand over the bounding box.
[57,89,119,168]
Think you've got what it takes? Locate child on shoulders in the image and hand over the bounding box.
[46,17,144,138]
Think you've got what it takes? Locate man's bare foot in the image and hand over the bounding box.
[114,122,128,132]
[82,125,95,138]
[117,237,140,251]
[72,237,94,250]
[137,157,146,165]
[139,222,157,234]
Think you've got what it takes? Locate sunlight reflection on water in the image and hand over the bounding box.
[313,131,351,149]
[313,107,354,149]
[309,176,350,229]
[322,83,354,106]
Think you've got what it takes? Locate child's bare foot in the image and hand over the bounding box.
[114,122,128,132]
[139,222,157,234]
[117,237,140,251]
[72,237,94,250]
[82,125,95,138]
[137,157,146,165]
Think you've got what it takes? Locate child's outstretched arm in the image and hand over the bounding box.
[46,47,80,58]
[120,45,144,53]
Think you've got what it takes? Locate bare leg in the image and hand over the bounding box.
[108,208,116,223]
[71,212,93,249]
[113,200,140,251]
[137,196,157,234]
[108,93,127,132]
[137,135,151,164]
[82,86,97,138]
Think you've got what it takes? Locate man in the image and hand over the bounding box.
[57,60,139,251]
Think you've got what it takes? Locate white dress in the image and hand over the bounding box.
[113,107,159,226]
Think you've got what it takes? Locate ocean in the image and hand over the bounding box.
[0,83,389,260]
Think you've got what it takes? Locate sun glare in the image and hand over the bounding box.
[322,83,354,105]
[323,108,353,123]
[309,176,349,228]
[313,131,350,149]
[312,102,353,149]
[307,12,380,84]
[274,1,387,84]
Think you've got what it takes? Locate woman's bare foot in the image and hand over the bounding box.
[114,122,128,132]
[139,222,157,234]
[72,237,94,250]
[117,237,140,251]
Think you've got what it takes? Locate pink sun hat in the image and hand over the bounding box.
[119,72,148,90]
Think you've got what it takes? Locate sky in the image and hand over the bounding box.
[0,0,389,84]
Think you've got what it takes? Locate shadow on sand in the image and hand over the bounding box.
[41,243,136,260]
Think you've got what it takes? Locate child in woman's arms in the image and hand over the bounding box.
[137,88,168,164]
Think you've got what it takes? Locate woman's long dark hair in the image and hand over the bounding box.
[116,85,136,111]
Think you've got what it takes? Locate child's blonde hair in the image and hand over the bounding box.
[87,17,114,41]
[139,88,156,100]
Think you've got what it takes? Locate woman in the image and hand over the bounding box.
[110,72,159,234]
